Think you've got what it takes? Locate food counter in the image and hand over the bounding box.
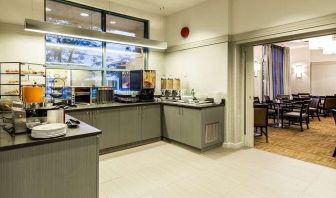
[66,101,225,152]
[0,115,101,198]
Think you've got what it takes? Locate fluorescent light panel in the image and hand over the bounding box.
[24,19,167,50]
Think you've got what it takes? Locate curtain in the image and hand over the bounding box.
[271,45,284,99]
[262,44,273,100]
[283,47,291,95]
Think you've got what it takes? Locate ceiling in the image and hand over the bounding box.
[276,40,309,49]
[108,0,209,16]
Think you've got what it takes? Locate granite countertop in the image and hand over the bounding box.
[0,115,101,152]
[65,101,161,111]
[65,101,225,111]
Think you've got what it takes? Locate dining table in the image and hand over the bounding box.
[271,100,295,128]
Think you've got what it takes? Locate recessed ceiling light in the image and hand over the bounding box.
[109,21,116,24]
[80,13,89,17]
[46,7,51,12]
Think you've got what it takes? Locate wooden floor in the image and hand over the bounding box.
[255,116,336,169]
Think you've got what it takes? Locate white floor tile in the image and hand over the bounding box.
[99,141,336,198]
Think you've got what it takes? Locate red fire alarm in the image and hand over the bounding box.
[181,27,189,38]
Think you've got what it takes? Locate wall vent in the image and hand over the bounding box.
[205,123,219,144]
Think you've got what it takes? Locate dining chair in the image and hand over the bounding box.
[309,97,321,121]
[264,95,276,123]
[332,109,336,157]
[254,97,260,104]
[277,94,290,101]
[282,102,310,131]
[254,104,269,143]
[323,96,336,117]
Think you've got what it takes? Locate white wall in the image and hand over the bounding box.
[230,0,336,34]
[289,46,311,94]
[164,0,229,97]
[165,0,229,46]
[0,23,45,63]
[165,43,228,97]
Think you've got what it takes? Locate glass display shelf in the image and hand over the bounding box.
[0,62,46,99]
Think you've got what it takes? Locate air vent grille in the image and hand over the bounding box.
[205,123,219,144]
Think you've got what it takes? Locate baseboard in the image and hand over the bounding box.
[222,142,244,149]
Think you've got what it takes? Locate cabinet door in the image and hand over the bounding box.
[180,108,202,148]
[141,105,161,140]
[94,108,120,150]
[163,105,180,141]
[67,110,93,125]
[119,106,141,145]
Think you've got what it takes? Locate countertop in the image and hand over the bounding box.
[65,101,225,111]
[0,115,101,152]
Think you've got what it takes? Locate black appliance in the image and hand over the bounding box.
[130,70,156,102]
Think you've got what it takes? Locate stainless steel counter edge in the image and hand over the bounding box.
[65,101,225,112]
[0,115,101,152]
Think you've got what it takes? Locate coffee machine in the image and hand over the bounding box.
[22,86,64,132]
[130,70,156,102]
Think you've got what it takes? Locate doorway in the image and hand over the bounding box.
[243,35,336,168]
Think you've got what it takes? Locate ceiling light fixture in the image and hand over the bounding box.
[24,19,167,50]
[109,21,116,24]
[80,13,89,17]
[46,7,51,12]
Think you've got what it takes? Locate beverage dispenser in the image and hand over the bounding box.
[130,70,156,102]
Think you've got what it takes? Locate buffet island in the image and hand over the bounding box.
[0,115,101,198]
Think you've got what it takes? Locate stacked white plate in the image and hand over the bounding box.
[31,123,67,139]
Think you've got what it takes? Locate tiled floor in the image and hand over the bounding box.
[99,141,336,198]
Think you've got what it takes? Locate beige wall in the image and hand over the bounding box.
[230,0,336,34]
[290,46,311,94]
[289,47,336,96]
[311,62,336,96]
[253,45,263,101]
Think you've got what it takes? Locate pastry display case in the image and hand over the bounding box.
[0,62,46,100]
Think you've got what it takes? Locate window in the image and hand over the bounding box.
[45,35,103,68]
[46,0,101,31]
[44,0,148,89]
[106,14,145,37]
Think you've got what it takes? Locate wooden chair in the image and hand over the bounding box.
[292,94,299,100]
[254,97,260,104]
[323,96,336,117]
[277,94,290,101]
[264,95,276,124]
[254,104,269,143]
[309,97,321,121]
[332,109,336,158]
[298,93,311,99]
[282,102,310,131]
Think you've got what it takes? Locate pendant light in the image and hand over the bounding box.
[24,19,167,50]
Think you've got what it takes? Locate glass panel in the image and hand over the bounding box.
[46,0,101,31]
[46,69,70,98]
[106,14,145,37]
[72,70,102,86]
[105,71,121,90]
[105,43,144,69]
[46,35,103,68]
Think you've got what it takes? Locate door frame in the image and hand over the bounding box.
[226,13,336,147]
